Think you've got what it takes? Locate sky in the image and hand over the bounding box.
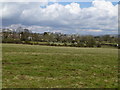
[0,0,119,35]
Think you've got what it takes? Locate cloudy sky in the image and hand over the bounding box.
[1,0,119,35]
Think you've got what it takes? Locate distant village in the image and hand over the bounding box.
[0,27,119,48]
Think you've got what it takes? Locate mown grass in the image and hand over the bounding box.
[2,44,118,88]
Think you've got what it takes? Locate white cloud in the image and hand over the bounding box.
[87,29,103,32]
[1,0,118,35]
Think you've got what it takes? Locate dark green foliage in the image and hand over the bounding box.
[1,29,119,48]
[96,43,101,47]
[2,38,21,44]
[63,43,67,46]
[24,41,31,44]
[77,42,85,47]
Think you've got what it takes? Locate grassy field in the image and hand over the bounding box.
[2,44,118,88]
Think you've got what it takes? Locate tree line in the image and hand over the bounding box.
[1,28,119,48]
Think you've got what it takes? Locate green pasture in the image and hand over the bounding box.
[2,44,118,88]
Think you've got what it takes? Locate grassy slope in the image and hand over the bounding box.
[2,44,118,88]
